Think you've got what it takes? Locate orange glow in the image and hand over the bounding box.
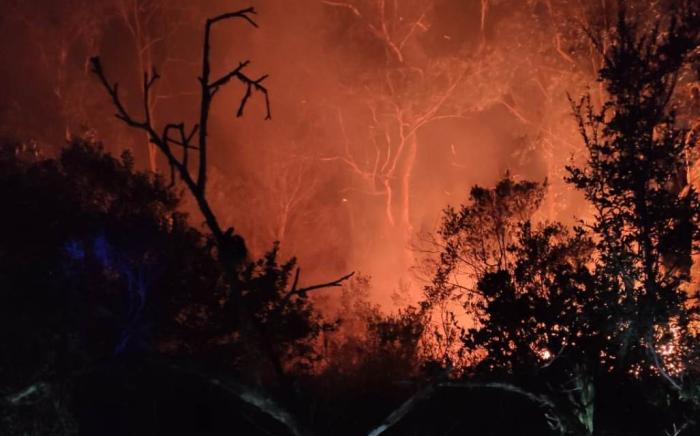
[5,0,693,311]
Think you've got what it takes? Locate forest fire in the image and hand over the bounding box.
[1,1,700,435]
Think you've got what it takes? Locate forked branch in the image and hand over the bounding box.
[367,380,561,436]
[91,7,270,244]
[283,269,355,303]
[93,5,353,333]
[197,7,270,193]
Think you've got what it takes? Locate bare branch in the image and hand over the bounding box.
[665,421,693,436]
[368,380,559,436]
[160,360,305,436]
[90,57,146,130]
[321,0,361,17]
[94,8,259,241]
[208,7,259,28]
[3,382,51,406]
[290,267,301,293]
[647,340,683,392]
[237,83,253,117]
[209,60,250,89]
[367,384,436,436]
[283,271,355,303]
[197,7,270,193]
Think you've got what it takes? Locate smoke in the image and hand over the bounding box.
[211,0,597,306]
[1,0,616,308]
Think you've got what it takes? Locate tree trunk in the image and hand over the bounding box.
[399,133,417,236]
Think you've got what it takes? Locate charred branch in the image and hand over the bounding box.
[197,7,270,194]
[367,384,436,436]
[90,7,271,244]
[367,380,562,436]
[155,359,306,436]
[283,269,355,303]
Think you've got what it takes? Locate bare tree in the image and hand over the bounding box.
[91,8,270,250]
[208,144,323,256]
[7,0,107,139]
[91,7,352,434]
[112,0,198,172]
[321,0,468,238]
[319,0,602,256]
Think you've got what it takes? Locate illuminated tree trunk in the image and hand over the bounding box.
[399,132,417,235]
[139,49,158,173]
[16,1,107,140]
[276,204,290,243]
[384,176,395,227]
[118,0,161,173]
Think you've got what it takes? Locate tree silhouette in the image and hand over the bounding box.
[470,2,700,434]
[375,3,700,435]
[427,176,547,301]
[90,7,352,435]
[566,0,700,378]
[460,3,700,434]
[0,139,220,434]
[419,176,546,366]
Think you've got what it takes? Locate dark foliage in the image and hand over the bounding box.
[566,1,700,372]
[4,2,700,436]
[0,139,331,435]
[413,3,700,435]
[428,176,547,301]
[0,139,207,433]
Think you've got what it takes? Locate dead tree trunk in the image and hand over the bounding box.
[91,7,352,434]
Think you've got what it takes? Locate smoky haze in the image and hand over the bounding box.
[1,0,625,307]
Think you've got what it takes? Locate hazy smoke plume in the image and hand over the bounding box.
[4,0,671,306]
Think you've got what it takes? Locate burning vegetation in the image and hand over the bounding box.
[2,1,700,435]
